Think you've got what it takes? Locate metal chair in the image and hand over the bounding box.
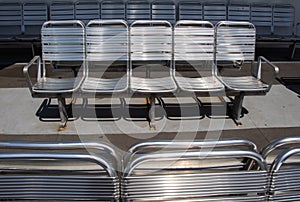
[215,21,279,124]
[0,3,22,41]
[130,20,177,127]
[19,2,48,41]
[16,2,48,56]
[178,1,203,21]
[101,0,126,20]
[75,0,101,24]
[126,0,151,24]
[250,3,273,38]
[151,0,176,25]
[23,20,86,127]
[122,139,268,201]
[81,19,129,94]
[228,3,250,22]
[273,4,297,59]
[0,141,119,201]
[203,2,227,25]
[273,4,295,38]
[50,1,75,21]
[174,20,224,92]
[262,137,300,201]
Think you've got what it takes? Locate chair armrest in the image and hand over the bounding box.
[256,56,279,91]
[23,56,41,94]
[295,22,300,37]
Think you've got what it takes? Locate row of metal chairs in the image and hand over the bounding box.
[0,1,295,41]
[23,19,279,127]
[0,137,299,201]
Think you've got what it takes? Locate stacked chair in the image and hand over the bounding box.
[0,137,300,200]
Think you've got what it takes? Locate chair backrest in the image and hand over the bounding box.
[0,3,22,36]
[178,1,203,21]
[269,148,300,201]
[273,4,295,36]
[203,2,227,24]
[262,136,300,165]
[50,1,75,21]
[75,1,100,24]
[125,139,258,163]
[126,0,151,24]
[130,20,172,62]
[122,146,268,201]
[22,3,48,36]
[228,3,250,22]
[250,3,273,35]
[86,19,128,62]
[41,20,85,62]
[174,20,214,62]
[0,142,119,201]
[101,0,125,20]
[215,21,256,63]
[151,0,176,24]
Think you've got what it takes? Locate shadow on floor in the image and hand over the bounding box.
[35,98,249,124]
[278,77,300,97]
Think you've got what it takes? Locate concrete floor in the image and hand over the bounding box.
[0,61,299,152]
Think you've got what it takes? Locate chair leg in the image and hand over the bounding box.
[31,43,35,57]
[232,92,245,125]
[290,42,297,59]
[148,95,156,129]
[58,96,68,127]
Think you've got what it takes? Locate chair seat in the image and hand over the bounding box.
[219,76,268,91]
[16,35,40,41]
[131,76,177,93]
[0,35,16,42]
[258,35,294,42]
[175,76,224,92]
[81,77,128,93]
[33,77,81,93]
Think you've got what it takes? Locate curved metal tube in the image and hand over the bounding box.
[270,148,300,173]
[175,20,213,28]
[257,56,280,91]
[87,19,128,28]
[42,20,85,28]
[216,21,255,29]
[130,20,172,28]
[0,153,117,177]
[23,56,41,94]
[124,150,267,177]
[261,136,300,158]
[128,139,257,154]
[0,142,119,166]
